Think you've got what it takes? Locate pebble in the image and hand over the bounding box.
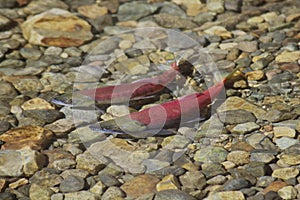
[117,2,158,21]
[98,173,121,187]
[59,175,85,193]
[218,110,256,124]
[64,191,97,200]
[207,191,245,200]
[278,154,300,166]
[273,126,296,138]
[142,159,170,174]
[222,178,251,191]
[154,189,196,200]
[21,8,93,47]
[237,41,258,53]
[246,70,265,81]
[77,4,108,19]
[156,174,180,191]
[263,180,288,194]
[76,151,107,175]
[206,0,225,13]
[0,121,10,134]
[227,151,250,165]
[153,13,197,29]
[272,167,299,180]
[194,146,228,163]
[89,181,105,195]
[230,122,260,134]
[101,186,125,200]
[250,152,275,163]
[161,135,191,149]
[275,137,298,150]
[22,0,68,15]
[0,126,52,150]
[121,174,160,198]
[114,55,150,75]
[179,171,206,191]
[245,162,267,177]
[3,75,44,93]
[19,47,42,60]
[278,186,298,200]
[44,118,74,137]
[275,51,300,63]
[29,183,54,200]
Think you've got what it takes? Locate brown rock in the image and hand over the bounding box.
[78,4,108,19]
[21,8,93,47]
[156,175,180,191]
[280,63,300,73]
[0,126,52,150]
[17,0,31,6]
[246,70,265,81]
[121,174,160,198]
[9,178,29,189]
[263,181,288,194]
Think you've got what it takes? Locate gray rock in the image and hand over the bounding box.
[154,189,196,200]
[202,163,227,178]
[206,175,227,185]
[76,152,107,175]
[0,14,14,30]
[222,178,251,191]
[117,2,158,21]
[29,183,54,200]
[98,173,121,187]
[245,162,267,177]
[275,137,299,150]
[153,13,197,29]
[51,193,64,200]
[224,0,242,12]
[159,2,186,18]
[218,110,256,124]
[0,0,16,8]
[194,146,228,163]
[0,59,25,68]
[0,120,10,134]
[256,176,275,187]
[22,0,69,15]
[231,122,260,134]
[23,109,64,125]
[193,12,216,25]
[20,48,42,60]
[142,159,170,174]
[59,175,85,193]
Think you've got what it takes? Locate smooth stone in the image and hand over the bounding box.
[230,122,260,134]
[217,96,267,120]
[0,59,25,68]
[202,163,227,178]
[207,191,245,200]
[194,146,228,163]
[0,81,17,100]
[245,162,267,177]
[117,1,158,21]
[121,174,160,198]
[20,47,42,60]
[59,175,85,193]
[218,110,256,125]
[44,118,74,137]
[246,70,265,81]
[273,126,296,138]
[280,63,300,73]
[224,0,242,12]
[77,4,108,19]
[161,135,191,149]
[114,55,150,75]
[64,191,97,200]
[98,173,121,187]
[222,178,251,191]
[21,97,55,110]
[89,181,105,195]
[278,186,298,200]
[275,51,300,63]
[193,12,215,25]
[272,167,299,180]
[2,75,44,93]
[153,13,197,29]
[22,8,93,47]
[227,151,250,165]
[23,109,64,125]
[275,137,298,150]
[22,0,69,15]
[0,126,52,150]
[154,189,196,200]
[237,41,257,52]
[142,159,170,174]
[278,154,300,166]
[0,14,13,30]
[206,0,225,13]
[61,169,89,179]
[179,171,206,191]
[250,152,275,163]
[204,26,232,39]
[52,158,76,171]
